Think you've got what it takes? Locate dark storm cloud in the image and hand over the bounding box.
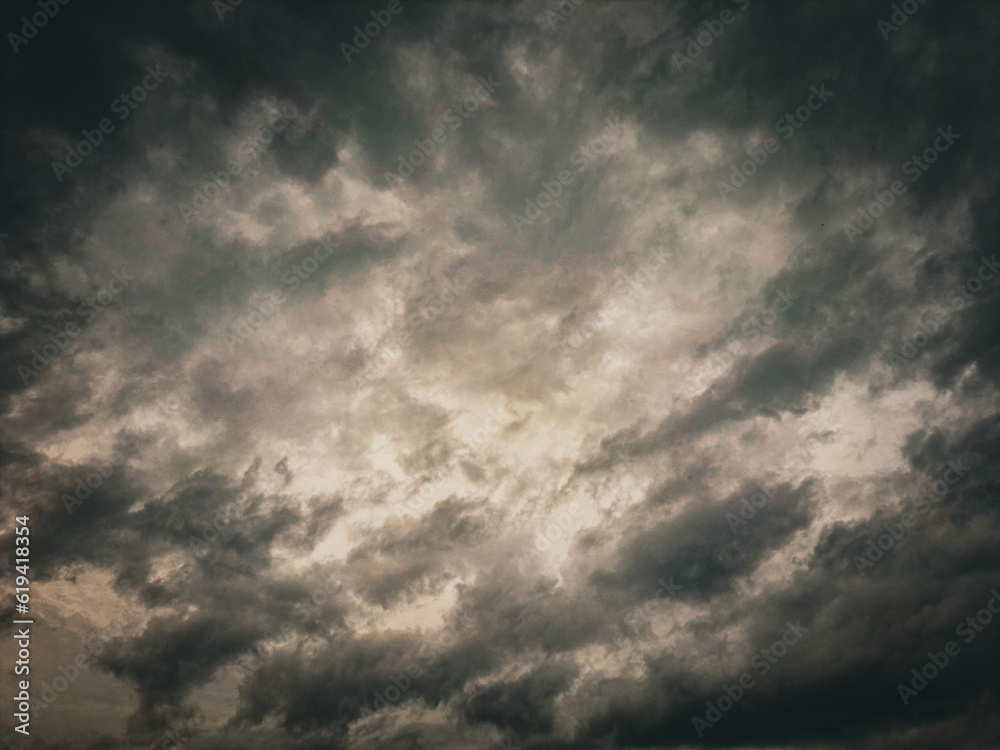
[593,479,814,599]
[99,612,268,731]
[457,658,580,736]
[347,496,497,606]
[232,629,451,732]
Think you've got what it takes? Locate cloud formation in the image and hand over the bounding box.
[2,1,1000,748]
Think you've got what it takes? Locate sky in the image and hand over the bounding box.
[1,1,999,748]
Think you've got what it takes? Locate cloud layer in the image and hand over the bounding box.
[2,1,1000,748]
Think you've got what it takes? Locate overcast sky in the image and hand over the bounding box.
[2,1,1000,748]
